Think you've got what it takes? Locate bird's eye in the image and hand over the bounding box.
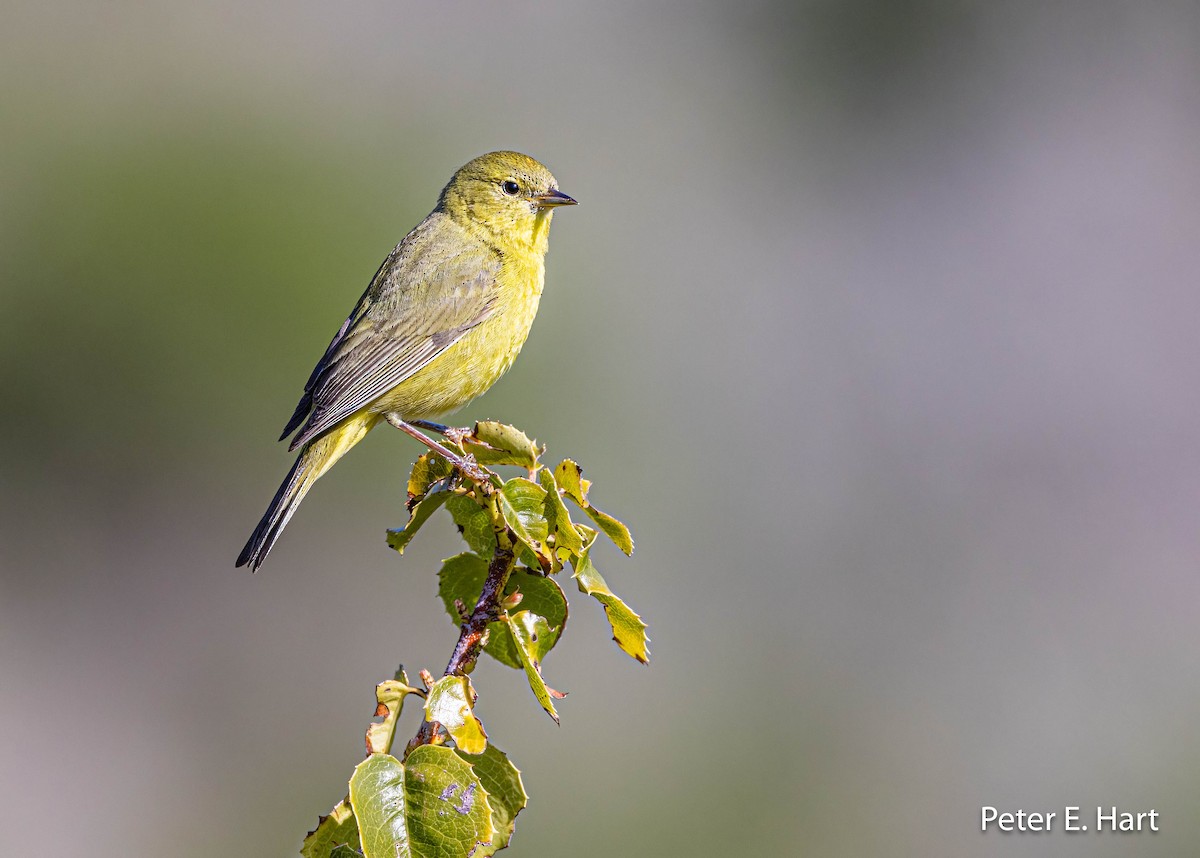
[502,180,520,196]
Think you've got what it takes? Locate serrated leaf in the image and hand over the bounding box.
[553,459,590,506]
[505,611,564,722]
[552,460,633,555]
[447,496,497,557]
[425,676,487,756]
[538,467,582,559]
[365,672,421,756]
[301,796,359,858]
[454,744,527,854]
[581,506,634,556]
[463,422,543,469]
[572,549,649,664]
[438,556,567,669]
[407,452,454,501]
[349,748,494,858]
[496,479,549,558]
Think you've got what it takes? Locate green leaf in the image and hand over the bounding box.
[581,506,634,556]
[505,610,565,722]
[573,549,649,664]
[438,556,567,669]
[349,748,494,858]
[553,459,590,506]
[463,421,543,468]
[388,453,460,554]
[447,496,497,557]
[301,796,359,858]
[425,676,488,756]
[387,491,452,555]
[454,743,528,854]
[329,846,364,858]
[552,459,634,555]
[496,479,549,559]
[574,522,599,551]
[437,552,489,609]
[538,467,582,560]
[407,452,454,499]
[365,671,421,756]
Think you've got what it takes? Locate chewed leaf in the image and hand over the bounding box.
[425,676,488,756]
[301,795,359,858]
[365,671,421,755]
[572,549,649,664]
[349,748,494,858]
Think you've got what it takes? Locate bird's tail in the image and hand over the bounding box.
[236,412,378,570]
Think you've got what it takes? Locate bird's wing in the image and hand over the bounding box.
[283,244,501,451]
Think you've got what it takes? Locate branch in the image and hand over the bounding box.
[406,481,517,754]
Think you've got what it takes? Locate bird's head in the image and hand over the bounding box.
[439,151,577,254]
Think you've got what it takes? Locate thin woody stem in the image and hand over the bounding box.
[443,542,517,675]
[405,488,517,755]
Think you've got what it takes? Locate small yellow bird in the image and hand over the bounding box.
[237,151,576,570]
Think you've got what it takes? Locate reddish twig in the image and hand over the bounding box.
[405,488,517,756]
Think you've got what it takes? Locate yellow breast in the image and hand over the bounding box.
[371,255,545,419]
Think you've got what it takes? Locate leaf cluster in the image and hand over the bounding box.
[301,422,646,857]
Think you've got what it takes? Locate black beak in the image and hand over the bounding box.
[533,188,578,209]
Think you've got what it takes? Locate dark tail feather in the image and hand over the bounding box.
[237,452,310,571]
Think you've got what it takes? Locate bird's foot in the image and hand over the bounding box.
[452,452,491,485]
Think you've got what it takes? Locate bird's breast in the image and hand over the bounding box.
[373,254,545,420]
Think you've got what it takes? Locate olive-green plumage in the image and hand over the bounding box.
[237,151,576,570]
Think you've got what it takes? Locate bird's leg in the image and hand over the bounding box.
[385,414,490,484]
[409,419,474,446]
[409,419,450,434]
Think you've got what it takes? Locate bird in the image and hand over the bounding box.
[237,151,576,570]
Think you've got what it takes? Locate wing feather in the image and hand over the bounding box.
[283,235,501,450]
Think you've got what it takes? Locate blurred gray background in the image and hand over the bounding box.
[3,2,1199,855]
